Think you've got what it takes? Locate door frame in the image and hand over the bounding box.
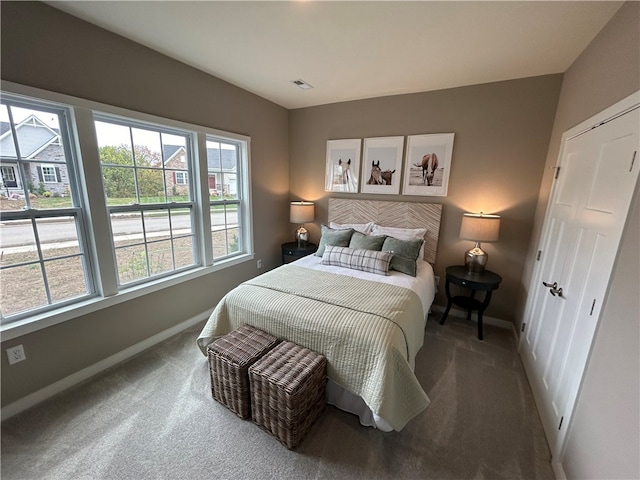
[519,90,640,464]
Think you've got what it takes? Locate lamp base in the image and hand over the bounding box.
[295,225,308,247]
[464,242,488,273]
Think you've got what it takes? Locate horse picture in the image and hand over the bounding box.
[337,158,351,184]
[367,161,384,184]
[361,136,403,194]
[380,169,396,185]
[414,153,439,186]
[325,139,360,193]
[402,133,454,196]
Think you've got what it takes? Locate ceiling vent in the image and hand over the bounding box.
[291,79,313,90]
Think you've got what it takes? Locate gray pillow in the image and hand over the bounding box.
[349,232,387,251]
[381,236,424,276]
[315,224,354,256]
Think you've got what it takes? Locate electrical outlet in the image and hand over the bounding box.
[6,344,26,365]
[257,259,262,269]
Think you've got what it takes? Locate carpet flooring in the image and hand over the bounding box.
[1,315,553,480]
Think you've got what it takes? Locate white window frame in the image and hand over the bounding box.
[93,113,200,287]
[1,166,16,184]
[175,171,188,185]
[41,165,58,183]
[0,94,97,320]
[207,137,245,260]
[0,81,254,341]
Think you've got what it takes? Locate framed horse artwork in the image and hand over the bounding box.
[361,136,404,195]
[325,139,362,193]
[402,133,455,197]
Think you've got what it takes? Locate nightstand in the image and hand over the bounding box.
[439,265,502,340]
[281,242,317,264]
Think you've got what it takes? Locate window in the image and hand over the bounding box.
[40,165,58,183]
[175,171,188,185]
[1,85,252,329]
[1,166,17,188]
[0,97,94,320]
[207,138,242,258]
[94,116,197,285]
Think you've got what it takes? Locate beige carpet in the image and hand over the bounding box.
[1,315,553,479]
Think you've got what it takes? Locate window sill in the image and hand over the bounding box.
[0,253,254,342]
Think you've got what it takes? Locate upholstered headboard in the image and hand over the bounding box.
[328,198,442,265]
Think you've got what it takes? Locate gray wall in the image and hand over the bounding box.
[2,6,637,475]
[0,2,290,406]
[289,75,562,322]
[522,2,639,478]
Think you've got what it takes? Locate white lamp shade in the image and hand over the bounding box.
[459,213,501,242]
[290,201,315,224]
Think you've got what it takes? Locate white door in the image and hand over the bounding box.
[519,102,639,456]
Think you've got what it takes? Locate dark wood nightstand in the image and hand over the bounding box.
[439,265,502,340]
[281,242,317,264]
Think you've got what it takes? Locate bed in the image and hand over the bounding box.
[197,198,442,431]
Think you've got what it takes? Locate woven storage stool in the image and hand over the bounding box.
[249,341,327,449]
[207,324,279,419]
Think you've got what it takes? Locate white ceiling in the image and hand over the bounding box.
[47,1,623,109]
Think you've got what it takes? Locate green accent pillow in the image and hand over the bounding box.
[381,236,424,276]
[349,232,387,251]
[315,225,355,256]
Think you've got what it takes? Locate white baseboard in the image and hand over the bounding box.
[1,310,212,422]
[430,304,516,336]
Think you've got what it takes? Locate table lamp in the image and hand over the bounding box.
[290,201,314,247]
[459,212,501,273]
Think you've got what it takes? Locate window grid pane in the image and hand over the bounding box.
[1,264,48,317]
[96,119,192,206]
[210,200,242,259]
[0,214,92,318]
[115,244,149,284]
[109,203,197,285]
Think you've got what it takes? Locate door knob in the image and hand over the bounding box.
[542,281,564,297]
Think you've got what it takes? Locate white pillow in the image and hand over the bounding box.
[371,224,427,241]
[329,221,374,235]
[321,245,392,276]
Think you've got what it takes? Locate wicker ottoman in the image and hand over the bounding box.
[248,341,327,449]
[207,324,280,419]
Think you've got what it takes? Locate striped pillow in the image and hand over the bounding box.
[321,245,393,276]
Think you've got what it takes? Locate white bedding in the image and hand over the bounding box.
[291,254,436,431]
